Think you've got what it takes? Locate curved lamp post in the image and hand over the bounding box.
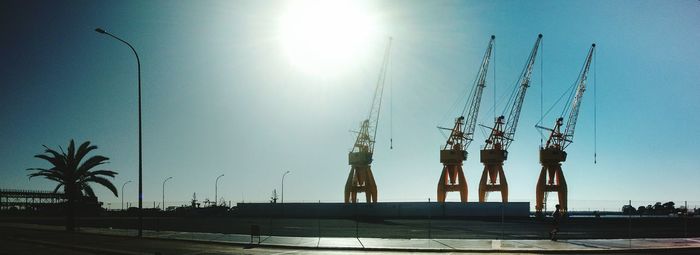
[282,171,291,204]
[121,180,132,211]
[95,27,144,237]
[162,177,173,210]
[215,174,224,206]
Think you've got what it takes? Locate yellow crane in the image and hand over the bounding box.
[535,43,596,215]
[345,38,392,203]
[437,36,495,202]
[478,34,542,203]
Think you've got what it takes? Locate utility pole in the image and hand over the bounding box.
[282,171,290,204]
[215,174,224,206]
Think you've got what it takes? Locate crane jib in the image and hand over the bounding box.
[539,43,595,151]
[350,38,392,155]
[445,35,495,151]
[489,34,542,151]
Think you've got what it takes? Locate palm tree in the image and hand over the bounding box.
[27,139,118,231]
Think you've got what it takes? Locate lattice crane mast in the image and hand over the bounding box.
[344,38,392,203]
[478,34,542,203]
[437,35,495,202]
[535,43,595,215]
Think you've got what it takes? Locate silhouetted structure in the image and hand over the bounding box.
[0,188,102,216]
[0,189,66,210]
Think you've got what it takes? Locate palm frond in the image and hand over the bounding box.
[26,167,49,172]
[75,141,98,167]
[85,170,118,178]
[42,145,64,159]
[28,169,61,177]
[45,175,65,184]
[82,183,96,198]
[34,154,66,170]
[53,183,64,193]
[28,170,64,181]
[84,176,118,197]
[67,139,76,164]
[77,155,109,176]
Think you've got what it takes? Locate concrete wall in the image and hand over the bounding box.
[235,202,529,218]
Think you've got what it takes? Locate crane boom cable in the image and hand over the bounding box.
[561,78,577,118]
[540,39,544,147]
[537,78,576,125]
[460,73,480,117]
[390,41,394,150]
[560,54,591,119]
[593,46,597,164]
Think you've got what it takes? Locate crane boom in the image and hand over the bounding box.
[539,43,595,150]
[562,44,595,148]
[352,38,392,155]
[500,34,542,150]
[461,35,495,149]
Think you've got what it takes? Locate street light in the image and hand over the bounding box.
[162,177,173,210]
[95,27,144,237]
[282,171,291,204]
[121,180,132,211]
[215,174,224,206]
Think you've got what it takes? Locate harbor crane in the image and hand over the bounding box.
[345,38,392,203]
[478,34,542,203]
[535,43,595,215]
[437,35,495,202]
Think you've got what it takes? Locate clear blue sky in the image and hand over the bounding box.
[1,0,699,210]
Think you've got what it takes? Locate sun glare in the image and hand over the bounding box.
[278,0,378,75]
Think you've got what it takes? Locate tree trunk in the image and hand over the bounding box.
[66,197,75,231]
[66,187,76,232]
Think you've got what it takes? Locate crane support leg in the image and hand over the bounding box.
[478,161,508,203]
[556,166,568,212]
[345,165,378,203]
[437,164,468,202]
[535,160,568,215]
[535,166,547,213]
[367,167,378,202]
[344,168,355,203]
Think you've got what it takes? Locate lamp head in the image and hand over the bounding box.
[95,28,106,34]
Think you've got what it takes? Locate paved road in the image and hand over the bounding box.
[2,216,698,239]
[2,226,700,255]
[0,226,351,255]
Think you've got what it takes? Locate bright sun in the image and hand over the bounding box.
[278,0,378,75]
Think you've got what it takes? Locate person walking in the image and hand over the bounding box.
[550,204,563,241]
